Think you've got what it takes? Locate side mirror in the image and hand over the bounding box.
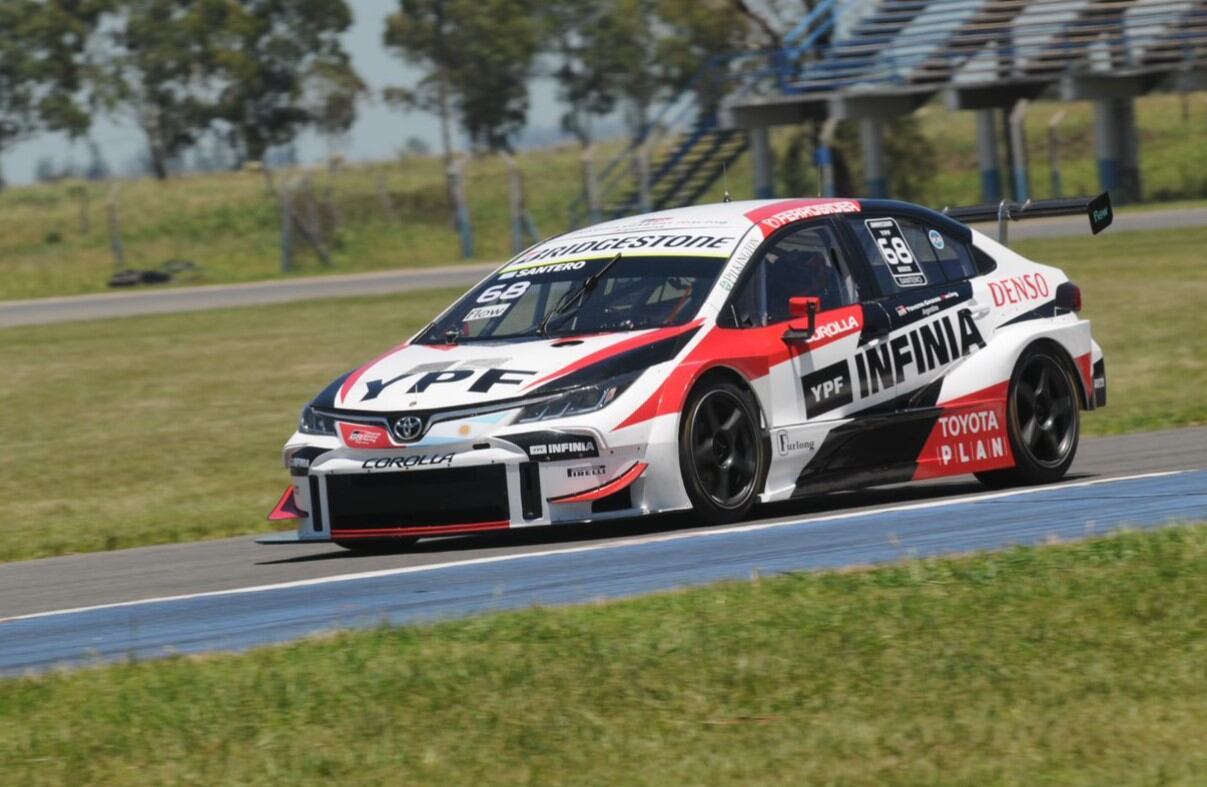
[789,296,821,320]
[783,296,821,343]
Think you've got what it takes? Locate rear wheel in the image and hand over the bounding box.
[976,347,1080,488]
[678,380,766,523]
[333,536,420,553]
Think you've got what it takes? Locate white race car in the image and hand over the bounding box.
[265,196,1111,550]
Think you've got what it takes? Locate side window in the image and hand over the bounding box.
[848,216,978,296]
[727,222,859,327]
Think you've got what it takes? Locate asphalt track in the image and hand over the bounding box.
[1,426,1204,675]
[2,206,1203,329]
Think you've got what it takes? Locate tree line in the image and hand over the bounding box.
[0,0,808,186]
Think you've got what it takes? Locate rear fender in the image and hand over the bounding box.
[938,319,1095,408]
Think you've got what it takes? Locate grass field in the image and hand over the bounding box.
[1015,228,1207,435]
[2,523,1205,784]
[1,93,1203,301]
[0,226,1203,563]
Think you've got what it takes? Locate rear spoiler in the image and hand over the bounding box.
[942,192,1113,245]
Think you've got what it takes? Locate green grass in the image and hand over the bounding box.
[0,287,462,562]
[0,144,629,302]
[2,92,1204,301]
[1015,227,1207,434]
[3,523,1206,785]
[916,92,1207,206]
[0,226,1203,562]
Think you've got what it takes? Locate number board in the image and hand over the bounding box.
[865,218,928,288]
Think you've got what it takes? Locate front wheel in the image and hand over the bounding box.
[976,347,1080,488]
[678,380,767,523]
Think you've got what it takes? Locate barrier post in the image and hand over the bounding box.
[278,180,295,273]
[637,140,652,213]
[106,184,126,271]
[1048,110,1066,199]
[582,146,601,225]
[449,156,474,259]
[375,170,397,222]
[819,117,838,197]
[506,153,525,254]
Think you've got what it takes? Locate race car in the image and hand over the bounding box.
[264,194,1111,550]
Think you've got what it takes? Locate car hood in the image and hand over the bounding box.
[321,324,701,414]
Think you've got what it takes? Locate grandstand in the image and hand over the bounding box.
[569,0,1207,227]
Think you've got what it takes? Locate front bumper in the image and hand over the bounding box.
[278,428,656,542]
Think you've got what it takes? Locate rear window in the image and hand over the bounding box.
[848,216,978,296]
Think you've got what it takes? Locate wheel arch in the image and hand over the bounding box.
[685,365,767,429]
[1024,337,1092,410]
[675,364,771,521]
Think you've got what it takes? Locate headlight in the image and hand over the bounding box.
[516,371,642,423]
[298,404,337,435]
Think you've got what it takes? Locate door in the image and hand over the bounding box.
[842,213,990,410]
[722,219,868,492]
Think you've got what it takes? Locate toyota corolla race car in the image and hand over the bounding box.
[265,195,1111,550]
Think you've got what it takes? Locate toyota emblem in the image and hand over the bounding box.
[393,415,425,442]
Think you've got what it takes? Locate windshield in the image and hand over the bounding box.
[417,255,726,344]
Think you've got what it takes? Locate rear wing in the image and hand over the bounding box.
[942,192,1113,245]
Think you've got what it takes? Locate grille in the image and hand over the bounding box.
[326,465,509,531]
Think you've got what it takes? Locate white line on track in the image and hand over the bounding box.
[0,469,1192,625]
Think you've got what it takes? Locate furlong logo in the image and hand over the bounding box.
[393,415,425,442]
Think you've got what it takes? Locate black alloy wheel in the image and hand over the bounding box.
[977,347,1080,488]
[333,536,420,554]
[679,380,766,523]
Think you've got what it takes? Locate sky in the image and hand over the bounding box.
[0,0,574,185]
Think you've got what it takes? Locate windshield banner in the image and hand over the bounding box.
[502,232,739,273]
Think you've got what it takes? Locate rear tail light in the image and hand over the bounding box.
[1055,282,1082,313]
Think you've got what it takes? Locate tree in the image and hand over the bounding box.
[592,0,663,136]
[542,0,751,141]
[210,0,364,166]
[0,0,105,188]
[656,0,756,112]
[541,1,622,146]
[384,0,541,155]
[383,1,456,165]
[0,1,40,187]
[98,0,226,180]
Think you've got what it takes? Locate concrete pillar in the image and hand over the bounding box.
[859,117,888,198]
[976,110,1003,203]
[750,126,775,199]
[1116,98,1142,203]
[1094,97,1142,204]
[819,118,839,197]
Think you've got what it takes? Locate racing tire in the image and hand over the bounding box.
[678,379,767,524]
[976,346,1080,488]
[333,536,420,554]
